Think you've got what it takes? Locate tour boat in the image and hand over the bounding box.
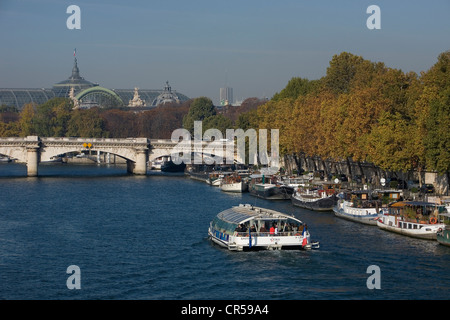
[437,212,450,247]
[333,190,401,225]
[291,183,339,211]
[376,201,447,240]
[220,175,248,193]
[208,204,319,251]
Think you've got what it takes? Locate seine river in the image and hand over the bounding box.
[0,162,449,301]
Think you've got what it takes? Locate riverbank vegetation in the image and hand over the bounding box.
[253,51,449,179]
[1,51,448,180]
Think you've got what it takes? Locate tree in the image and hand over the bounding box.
[202,114,233,135]
[67,108,106,137]
[272,77,320,101]
[323,52,366,94]
[101,109,138,138]
[364,111,418,173]
[18,103,36,137]
[51,99,73,136]
[31,98,73,136]
[182,97,216,134]
[420,51,450,175]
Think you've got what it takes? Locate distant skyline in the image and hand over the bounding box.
[1,0,449,105]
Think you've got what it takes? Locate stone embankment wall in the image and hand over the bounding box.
[281,154,449,195]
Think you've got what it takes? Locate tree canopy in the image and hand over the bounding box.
[245,50,450,176]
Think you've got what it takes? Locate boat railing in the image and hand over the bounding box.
[234,231,304,237]
[382,213,442,225]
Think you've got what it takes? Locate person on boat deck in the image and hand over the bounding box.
[260,225,267,233]
[235,224,244,233]
[270,222,278,235]
[250,225,257,233]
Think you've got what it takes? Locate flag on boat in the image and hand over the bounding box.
[249,228,252,248]
[74,48,76,56]
[302,225,307,247]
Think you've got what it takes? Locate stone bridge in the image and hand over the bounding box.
[0,136,237,176]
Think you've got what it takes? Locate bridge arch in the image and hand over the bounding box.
[40,147,136,163]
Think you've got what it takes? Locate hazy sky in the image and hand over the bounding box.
[0,0,449,104]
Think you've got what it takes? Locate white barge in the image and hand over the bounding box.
[377,201,447,240]
[333,190,402,225]
[208,204,318,251]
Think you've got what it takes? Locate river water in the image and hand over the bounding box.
[0,162,449,300]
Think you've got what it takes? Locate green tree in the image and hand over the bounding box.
[203,114,233,135]
[421,51,450,175]
[272,77,320,101]
[235,109,259,131]
[67,108,106,137]
[18,103,36,137]
[323,52,366,94]
[32,98,73,136]
[182,97,216,134]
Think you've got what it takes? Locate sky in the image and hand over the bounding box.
[0,0,449,105]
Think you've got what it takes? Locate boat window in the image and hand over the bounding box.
[212,216,237,233]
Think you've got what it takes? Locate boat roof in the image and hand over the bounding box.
[217,204,301,225]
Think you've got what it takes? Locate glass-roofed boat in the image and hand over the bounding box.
[208,204,319,251]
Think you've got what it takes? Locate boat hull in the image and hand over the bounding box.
[249,184,294,200]
[333,207,379,225]
[161,161,186,172]
[220,181,248,193]
[377,215,445,240]
[292,194,337,211]
[437,228,450,247]
[208,227,313,251]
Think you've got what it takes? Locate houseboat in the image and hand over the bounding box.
[220,174,248,193]
[377,201,447,240]
[206,172,232,186]
[161,158,186,173]
[292,183,339,211]
[208,204,319,251]
[249,174,294,200]
[333,190,401,225]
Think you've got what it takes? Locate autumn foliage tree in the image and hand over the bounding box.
[232,51,450,182]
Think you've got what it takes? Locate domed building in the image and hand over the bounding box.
[52,57,98,97]
[151,81,180,106]
[0,53,189,110]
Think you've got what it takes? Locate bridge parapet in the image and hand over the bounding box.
[0,136,240,176]
[0,136,150,176]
